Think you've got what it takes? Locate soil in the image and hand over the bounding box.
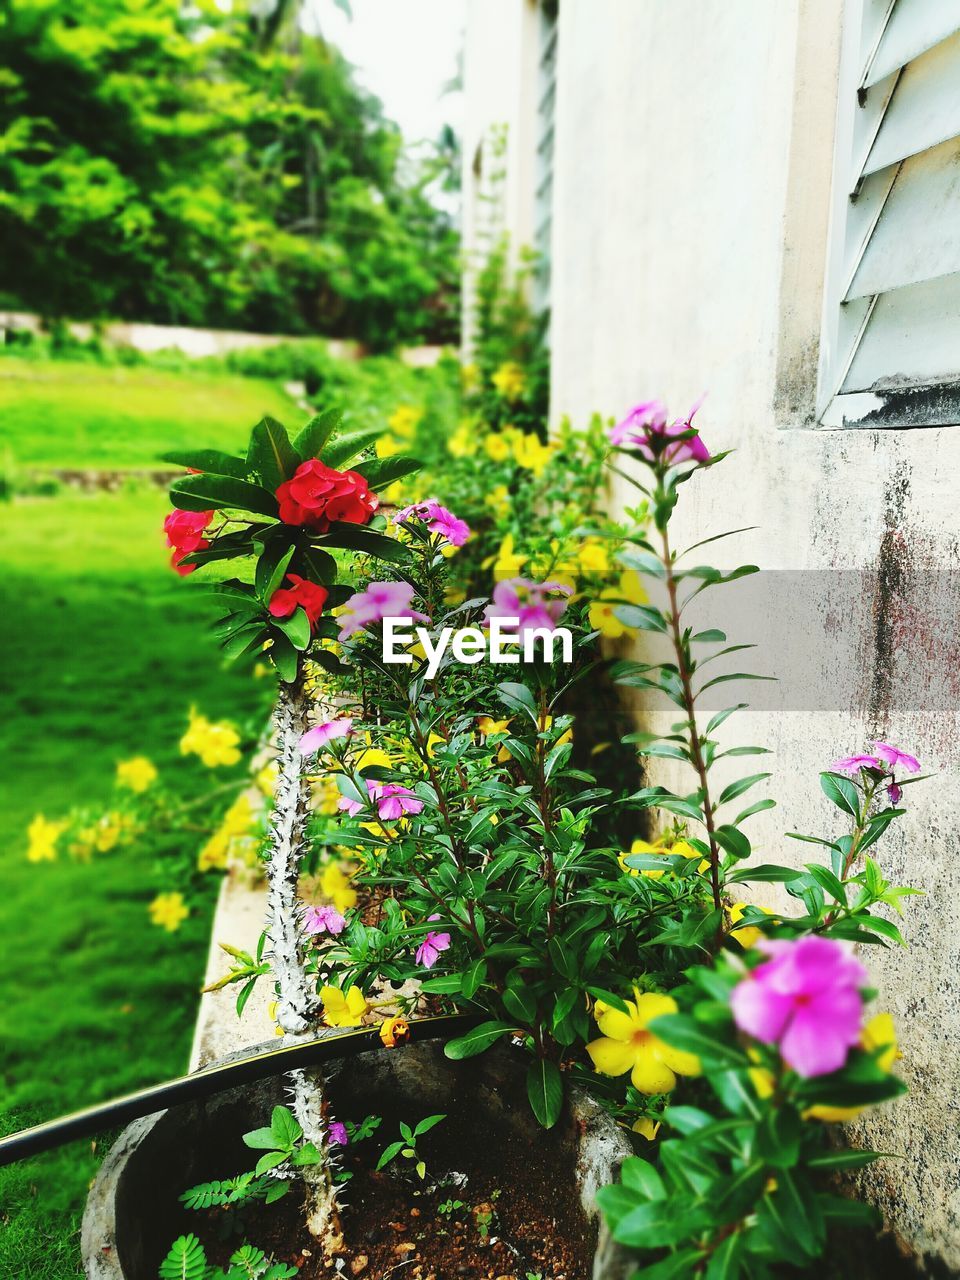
[189,1055,596,1280]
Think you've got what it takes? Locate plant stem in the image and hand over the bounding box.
[659,523,723,917]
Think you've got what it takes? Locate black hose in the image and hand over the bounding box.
[0,1013,482,1168]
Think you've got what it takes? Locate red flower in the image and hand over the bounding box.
[276,460,378,531]
[268,575,329,629]
[171,543,209,576]
[164,507,214,576]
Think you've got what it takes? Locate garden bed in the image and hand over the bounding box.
[84,1044,629,1280]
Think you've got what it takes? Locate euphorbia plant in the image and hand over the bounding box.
[164,410,421,1253]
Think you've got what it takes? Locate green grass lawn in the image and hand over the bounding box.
[0,488,267,1277]
[0,356,298,469]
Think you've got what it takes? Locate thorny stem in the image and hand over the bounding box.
[659,521,723,919]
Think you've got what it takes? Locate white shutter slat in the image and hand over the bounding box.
[842,271,960,392]
[846,134,960,299]
[863,29,960,175]
[863,0,960,89]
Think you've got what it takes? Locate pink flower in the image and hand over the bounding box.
[370,781,424,820]
[299,718,354,755]
[610,396,709,465]
[327,1121,349,1146]
[830,754,880,775]
[483,578,572,637]
[337,581,429,640]
[730,936,867,1077]
[303,904,346,936]
[887,782,903,805]
[268,575,329,629]
[416,916,451,969]
[164,507,213,576]
[396,499,471,547]
[871,741,920,774]
[276,459,378,531]
[338,779,426,820]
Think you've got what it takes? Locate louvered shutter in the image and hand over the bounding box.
[818,0,960,425]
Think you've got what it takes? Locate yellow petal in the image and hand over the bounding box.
[632,1117,662,1141]
[586,1036,637,1077]
[630,1050,677,1094]
[633,993,678,1028]
[654,1041,701,1078]
[596,1004,640,1041]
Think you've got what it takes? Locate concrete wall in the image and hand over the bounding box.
[465,0,960,1269]
[461,0,541,350]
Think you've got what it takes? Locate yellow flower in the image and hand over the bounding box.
[484,484,510,518]
[478,715,512,763]
[267,999,285,1037]
[804,1014,900,1122]
[388,405,422,438]
[94,813,124,853]
[484,433,512,462]
[586,991,701,1094]
[27,814,66,863]
[589,573,649,639]
[448,422,476,457]
[321,984,368,1028]
[460,362,479,393]
[577,540,611,575]
[180,709,242,768]
[444,586,467,606]
[632,1117,662,1141]
[149,892,189,933]
[728,901,775,948]
[116,756,158,794]
[375,433,401,458]
[426,731,446,759]
[321,862,358,913]
[538,712,572,748]
[198,829,229,872]
[513,432,554,476]
[355,747,393,772]
[486,533,526,582]
[492,361,525,401]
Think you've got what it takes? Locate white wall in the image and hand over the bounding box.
[545,0,960,1267]
[461,0,540,350]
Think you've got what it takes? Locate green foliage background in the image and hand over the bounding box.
[0,0,459,349]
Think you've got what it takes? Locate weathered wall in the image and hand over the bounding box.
[543,0,960,1269]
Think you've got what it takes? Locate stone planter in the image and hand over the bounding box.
[82,1040,632,1280]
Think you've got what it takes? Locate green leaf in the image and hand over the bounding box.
[620,1156,666,1198]
[609,1199,701,1249]
[322,426,380,468]
[413,1113,446,1137]
[255,1149,289,1176]
[526,1060,563,1129]
[271,1105,303,1149]
[247,416,299,490]
[319,522,413,563]
[298,543,339,584]
[705,704,748,736]
[713,825,751,861]
[274,607,312,652]
[243,1125,281,1150]
[726,862,801,883]
[614,604,668,633]
[170,473,279,519]
[269,633,300,683]
[648,1014,745,1067]
[496,681,538,719]
[502,985,537,1024]
[255,534,297,600]
[159,1233,208,1280]
[806,863,847,903]
[444,1021,514,1060]
[632,1252,706,1280]
[376,1139,406,1171]
[529,1059,568,1131]
[294,408,342,460]
[461,959,487,999]
[356,456,423,490]
[820,772,861,819]
[807,1149,887,1171]
[161,449,248,479]
[718,773,770,806]
[705,1232,741,1280]
[733,797,776,824]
